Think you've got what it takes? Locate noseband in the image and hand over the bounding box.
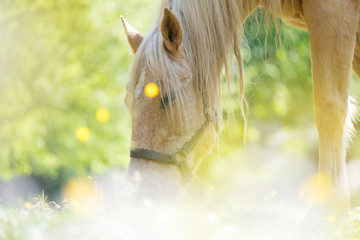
[130,120,210,182]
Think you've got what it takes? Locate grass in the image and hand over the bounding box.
[1,167,360,239]
[0,193,360,240]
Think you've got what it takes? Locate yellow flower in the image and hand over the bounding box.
[76,127,90,142]
[25,202,32,209]
[144,82,159,98]
[88,176,93,180]
[96,108,110,123]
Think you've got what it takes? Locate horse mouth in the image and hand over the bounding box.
[126,157,184,200]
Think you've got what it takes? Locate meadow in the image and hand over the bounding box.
[1,0,360,239]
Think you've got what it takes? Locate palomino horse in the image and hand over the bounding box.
[121,0,360,215]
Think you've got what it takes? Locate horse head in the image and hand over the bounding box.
[121,8,217,199]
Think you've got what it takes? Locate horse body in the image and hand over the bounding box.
[122,0,360,215]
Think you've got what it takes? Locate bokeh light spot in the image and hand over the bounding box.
[88,175,93,180]
[298,173,334,205]
[76,127,90,142]
[63,178,96,200]
[96,108,110,123]
[63,177,97,214]
[328,216,337,223]
[144,82,159,98]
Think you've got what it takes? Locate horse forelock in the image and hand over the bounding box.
[128,28,191,128]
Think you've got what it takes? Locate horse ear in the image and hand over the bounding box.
[121,16,143,54]
[160,8,183,54]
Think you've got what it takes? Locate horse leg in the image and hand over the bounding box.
[303,0,359,215]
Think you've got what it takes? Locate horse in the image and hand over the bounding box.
[121,0,360,215]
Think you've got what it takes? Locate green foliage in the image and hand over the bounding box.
[244,17,313,125]
[0,0,157,183]
[343,208,360,239]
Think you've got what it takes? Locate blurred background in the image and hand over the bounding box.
[0,0,360,206]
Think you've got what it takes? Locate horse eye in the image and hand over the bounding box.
[161,91,176,108]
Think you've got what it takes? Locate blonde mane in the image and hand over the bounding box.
[128,0,283,127]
